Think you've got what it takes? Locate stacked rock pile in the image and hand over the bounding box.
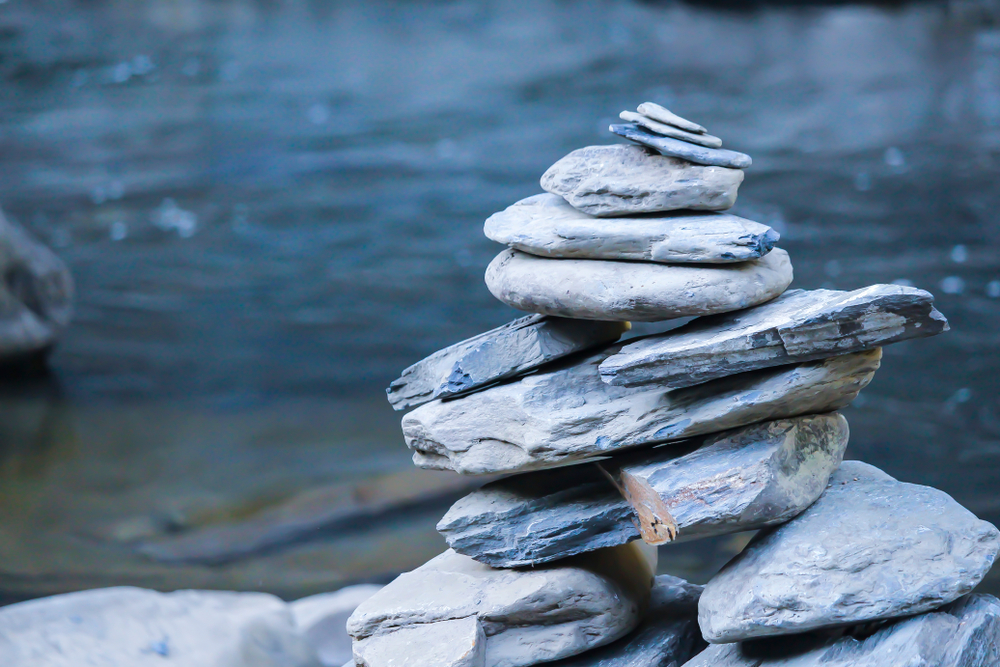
[355,105,1000,667]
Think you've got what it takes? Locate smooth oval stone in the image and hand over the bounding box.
[698,462,1000,643]
[619,111,722,148]
[636,102,707,134]
[484,193,779,264]
[540,144,744,217]
[484,248,792,322]
[611,124,752,169]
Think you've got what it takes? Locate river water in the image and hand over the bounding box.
[0,0,999,603]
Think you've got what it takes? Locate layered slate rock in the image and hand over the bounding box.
[403,347,880,475]
[635,102,708,134]
[601,285,949,389]
[540,144,743,217]
[346,544,654,667]
[439,414,849,567]
[485,248,792,322]
[354,617,486,667]
[699,462,1000,643]
[685,594,1000,667]
[547,575,706,667]
[290,584,383,667]
[484,193,779,264]
[619,111,722,148]
[0,208,74,364]
[386,313,626,411]
[610,124,753,169]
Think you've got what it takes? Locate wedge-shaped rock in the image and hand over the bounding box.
[346,544,654,667]
[386,314,626,411]
[540,144,743,217]
[485,248,792,322]
[635,102,708,134]
[602,285,949,389]
[611,124,752,169]
[439,414,849,567]
[548,575,706,667]
[699,462,1000,643]
[353,616,485,667]
[484,194,779,264]
[403,347,879,475]
[686,594,1000,667]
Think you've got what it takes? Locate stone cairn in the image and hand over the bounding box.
[349,103,1000,667]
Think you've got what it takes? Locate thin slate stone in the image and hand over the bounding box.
[402,347,880,475]
[635,102,707,134]
[610,124,752,169]
[484,193,779,264]
[684,594,1000,667]
[619,111,723,148]
[484,248,792,322]
[438,414,849,567]
[386,314,626,411]
[601,285,949,389]
[698,462,1000,643]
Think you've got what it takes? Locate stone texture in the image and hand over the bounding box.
[386,313,625,411]
[484,193,779,264]
[540,144,744,217]
[699,462,1000,643]
[547,575,706,667]
[291,585,383,667]
[438,414,849,567]
[484,248,792,322]
[0,587,319,667]
[346,544,655,667]
[601,285,949,388]
[403,347,879,475]
[353,617,486,667]
[635,102,707,134]
[611,124,753,169]
[619,110,722,148]
[685,594,1000,667]
[0,207,74,364]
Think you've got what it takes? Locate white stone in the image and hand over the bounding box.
[635,102,707,134]
[292,585,383,667]
[353,617,485,667]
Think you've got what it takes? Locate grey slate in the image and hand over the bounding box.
[698,462,1000,643]
[601,285,949,389]
[438,414,849,567]
[635,102,708,134]
[386,314,625,411]
[619,111,723,148]
[610,124,752,169]
[684,594,1000,667]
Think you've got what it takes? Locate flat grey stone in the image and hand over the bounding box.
[547,575,706,667]
[699,462,1000,643]
[291,585,383,667]
[0,207,74,364]
[403,347,880,475]
[484,248,792,322]
[353,617,485,667]
[619,111,722,148]
[540,144,744,217]
[484,193,779,264]
[386,313,625,411]
[346,544,655,667]
[0,587,320,667]
[611,124,752,169]
[601,285,949,389]
[635,102,707,134]
[438,414,849,567]
[685,594,1000,667]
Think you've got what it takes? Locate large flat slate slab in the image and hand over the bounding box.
[386,313,625,411]
[540,144,744,217]
[685,594,1000,667]
[403,347,880,475]
[438,414,849,567]
[610,124,753,169]
[484,193,779,264]
[484,248,792,322]
[346,544,654,667]
[698,462,1000,643]
[601,285,949,388]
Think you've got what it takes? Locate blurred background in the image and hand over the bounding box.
[0,0,998,605]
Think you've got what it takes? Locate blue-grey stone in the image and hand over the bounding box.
[610,124,752,169]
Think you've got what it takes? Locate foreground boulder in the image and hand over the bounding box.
[0,587,319,667]
[485,248,792,322]
[699,462,1000,643]
[540,144,743,216]
[439,414,849,567]
[601,285,948,388]
[346,544,654,667]
[484,193,778,264]
[404,348,879,475]
[685,594,1000,667]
